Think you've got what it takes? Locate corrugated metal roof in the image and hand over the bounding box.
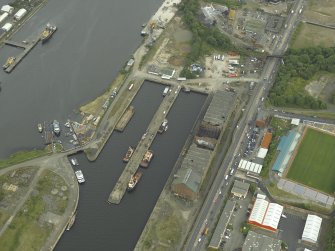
[248,198,283,231]
[260,132,272,149]
[302,214,322,243]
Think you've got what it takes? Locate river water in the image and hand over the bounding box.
[56,81,206,250]
[0,0,163,158]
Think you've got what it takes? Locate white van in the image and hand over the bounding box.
[225,175,229,180]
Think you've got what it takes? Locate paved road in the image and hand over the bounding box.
[183,0,305,250]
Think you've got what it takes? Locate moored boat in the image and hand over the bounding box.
[37,123,43,133]
[123,146,134,163]
[52,120,61,136]
[158,119,168,134]
[70,157,79,166]
[140,150,154,168]
[75,170,85,184]
[40,23,57,43]
[127,170,142,191]
[66,213,76,230]
[3,56,15,69]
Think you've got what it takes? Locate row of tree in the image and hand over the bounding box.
[178,0,237,78]
[270,47,335,109]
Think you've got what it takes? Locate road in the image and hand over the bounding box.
[183,0,305,250]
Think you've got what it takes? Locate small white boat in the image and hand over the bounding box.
[37,123,43,133]
[75,170,85,184]
[70,158,79,166]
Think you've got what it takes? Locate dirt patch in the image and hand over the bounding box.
[305,75,335,107]
[147,17,192,70]
[305,78,327,98]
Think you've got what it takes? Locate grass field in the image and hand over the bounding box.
[287,128,335,194]
[291,23,335,49]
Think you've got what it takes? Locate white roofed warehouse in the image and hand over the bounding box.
[248,197,283,232]
[14,8,27,21]
[302,214,322,244]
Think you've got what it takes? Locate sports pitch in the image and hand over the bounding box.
[287,127,335,194]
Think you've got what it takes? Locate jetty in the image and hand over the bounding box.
[115,105,135,132]
[108,85,181,204]
[3,38,40,73]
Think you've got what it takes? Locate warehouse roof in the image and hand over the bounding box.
[203,91,235,126]
[172,144,212,193]
[260,132,272,149]
[248,198,283,231]
[231,180,250,197]
[238,159,262,174]
[209,200,236,248]
[302,214,322,244]
[242,231,281,251]
[257,148,268,159]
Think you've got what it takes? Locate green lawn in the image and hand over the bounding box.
[287,128,335,194]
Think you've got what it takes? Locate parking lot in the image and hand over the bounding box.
[278,212,306,251]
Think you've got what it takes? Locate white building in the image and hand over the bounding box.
[14,8,27,21]
[1,5,14,14]
[248,197,283,232]
[302,214,322,244]
[238,159,263,174]
[2,22,12,32]
[0,12,8,24]
[257,148,268,159]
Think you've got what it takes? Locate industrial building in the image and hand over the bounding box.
[272,130,301,176]
[203,91,235,126]
[2,22,12,32]
[172,91,236,200]
[0,12,8,24]
[231,180,250,198]
[171,144,212,200]
[242,231,281,251]
[302,214,322,244]
[255,111,268,128]
[248,196,283,232]
[238,159,263,175]
[208,200,236,249]
[257,132,272,159]
[14,8,27,21]
[1,5,13,14]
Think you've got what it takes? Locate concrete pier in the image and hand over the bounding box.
[108,85,181,204]
[4,38,40,73]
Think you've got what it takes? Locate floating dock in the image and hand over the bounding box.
[115,105,135,132]
[4,38,40,73]
[108,85,181,204]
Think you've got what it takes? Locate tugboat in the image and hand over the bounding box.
[52,120,61,136]
[40,23,57,43]
[140,150,154,168]
[3,57,15,69]
[66,213,76,230]
[158,119,168,134]
[127,170,142,191]
[37,123,43,133]
[123,146,134,163]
